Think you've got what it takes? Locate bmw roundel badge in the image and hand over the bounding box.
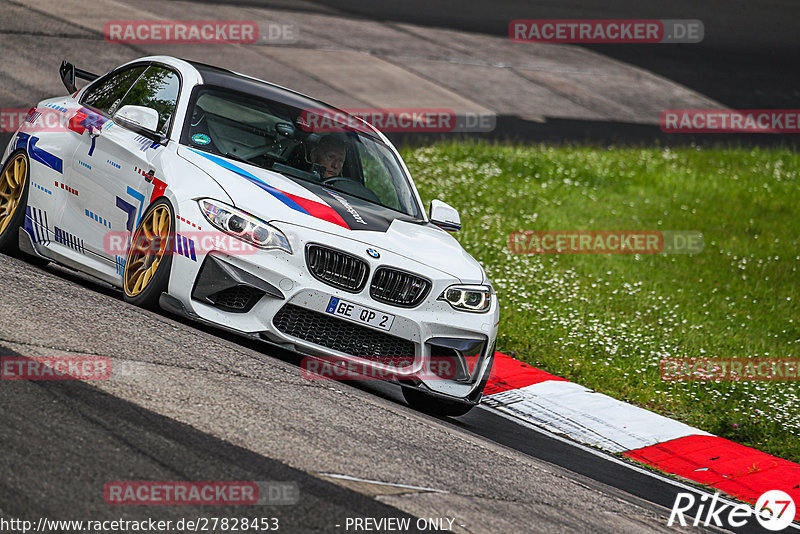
[367,248,380,259]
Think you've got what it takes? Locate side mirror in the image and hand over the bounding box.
[115,105,159,132]
[429,199,461,232]
[60,61,77,94]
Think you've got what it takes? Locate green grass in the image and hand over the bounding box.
[400,141,800,463]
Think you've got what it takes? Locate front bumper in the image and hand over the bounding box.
[166,204,500,402]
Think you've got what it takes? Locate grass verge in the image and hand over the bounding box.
[401,141,800,463]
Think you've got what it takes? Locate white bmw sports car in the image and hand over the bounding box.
[0,56,498,415]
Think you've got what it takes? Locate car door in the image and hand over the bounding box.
[69,65,180,268]
[61,65,147,264]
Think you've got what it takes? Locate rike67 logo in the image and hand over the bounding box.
[669,490,796,531]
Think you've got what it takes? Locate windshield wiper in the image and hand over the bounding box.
[223,152,289,174]
[271,162,321,182]
[223,152,253,165]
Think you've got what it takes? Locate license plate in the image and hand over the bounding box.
[325,297,395,331]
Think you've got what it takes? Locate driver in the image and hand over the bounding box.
[309,134,347,179]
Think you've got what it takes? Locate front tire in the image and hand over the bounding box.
[123,198,174,310]
[402,387,475,417]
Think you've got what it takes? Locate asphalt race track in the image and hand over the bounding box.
[239,0,799,110]
[197,0,800,146]
[1,0,796,532]
[0,254,708,533]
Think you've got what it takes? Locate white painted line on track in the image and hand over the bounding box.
[317,473,448,494]
[486,381,710,453]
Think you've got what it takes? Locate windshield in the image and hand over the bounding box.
[180,86,422,219]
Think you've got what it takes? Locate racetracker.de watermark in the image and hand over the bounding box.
[1,107,73,133]
[509,19,704,43]
[661,109,800,133]
[104,231,259,257]
[103,481,299,505]
[661,358,800,381]
[300,356,467,381]
[299,108,496,133]
[508,230,704,254]
[1,356,111,380]
[104,20,298,44]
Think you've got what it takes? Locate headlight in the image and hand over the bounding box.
[438,284,492,313]
[198,199,292,253]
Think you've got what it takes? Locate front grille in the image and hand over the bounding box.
[370,267,431,308]
[207,285,262,312]
[306,244,369,293]
[273,304,415,364]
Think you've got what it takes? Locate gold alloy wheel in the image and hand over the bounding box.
[124,204,171,297]
[0,153,27,236]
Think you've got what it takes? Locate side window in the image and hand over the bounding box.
[115,66,180,135]
[80,66,147,115]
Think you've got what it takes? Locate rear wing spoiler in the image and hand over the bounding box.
[60,61,99,94]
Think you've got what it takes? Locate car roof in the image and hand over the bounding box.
[184,59,382,139]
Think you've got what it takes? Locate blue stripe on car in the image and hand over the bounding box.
[187,148,310,216]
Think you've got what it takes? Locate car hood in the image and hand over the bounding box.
[291,218,485,283]
[178,146,485,282]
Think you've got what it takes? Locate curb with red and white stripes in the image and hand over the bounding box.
[483,352,800,521]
